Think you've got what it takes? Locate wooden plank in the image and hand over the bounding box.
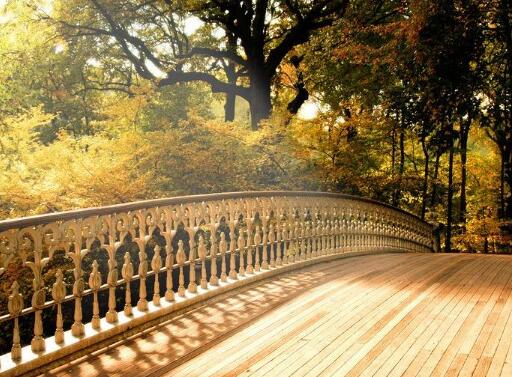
[47,258,375,377]
[384,256,501,377]
[322,258,479,376]
[293,256,464,377]
[458,262,512,377]
[389,256,506,377]
[237,255,447,377]
[428,257,511,377]
[351,254,489,377]
[45,253,512,377]
[181,254,433,377]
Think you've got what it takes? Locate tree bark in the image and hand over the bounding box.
[421,136,429,220]
[430,152,441,208]
[500,148,506,219]
[224,62,237,122]
[459,119,470,229]
[248,69,272,129]
[287,55,309,114]
[504,144,512,219]
[224,91,236,122]
[391,122,397,176]
[392,114,405,207]
[445,125,455,252]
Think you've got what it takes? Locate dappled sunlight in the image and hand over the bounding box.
[41,253,512,377]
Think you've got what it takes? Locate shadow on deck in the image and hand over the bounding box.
[44,253,512,377]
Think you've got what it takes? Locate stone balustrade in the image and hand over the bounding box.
[0,191,432,376]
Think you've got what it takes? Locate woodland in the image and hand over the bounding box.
[0,0,511,256]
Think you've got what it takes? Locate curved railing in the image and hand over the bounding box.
[0,191,432,376]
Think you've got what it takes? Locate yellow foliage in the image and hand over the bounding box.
[0,107,154,217]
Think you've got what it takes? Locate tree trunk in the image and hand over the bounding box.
[224,90,236,122]
[391,122,397,176]
[223,59,236,122]
[431,152,441,207]
[248,69,272,129]
[224,33,238,122]
[500,148,505,219]
[459,119,469,229]
[445,125,455,252]
[421,137,429,220]
[392,119,405,207]
[504,144,512,219]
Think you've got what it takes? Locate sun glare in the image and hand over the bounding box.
[298,101,319,120]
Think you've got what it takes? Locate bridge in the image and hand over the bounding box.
[0,192,509,376]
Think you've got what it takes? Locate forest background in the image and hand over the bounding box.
[1,0,511,255]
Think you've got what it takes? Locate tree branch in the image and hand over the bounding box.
[158,70,250,100]
[89,0,164,80]
[265,0,350,73]
[178,47,247,67]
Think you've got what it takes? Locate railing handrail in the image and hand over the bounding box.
[0,191,430,232]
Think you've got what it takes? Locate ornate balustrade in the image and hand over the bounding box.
[0,191,432,376]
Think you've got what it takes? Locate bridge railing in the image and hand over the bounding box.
[0,191,432,376]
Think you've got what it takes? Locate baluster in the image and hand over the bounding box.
[305,222,312,259]
[261,222,269,269]
[287,223,293,262]
[198,235,208,289]
[292,222,299,262]
[316,221,322,256]
[295,222,301,261]
[121,252,133,315]
[8,281,23,361]
[152,245,162,305]
[276,222,283,266]
[334,219,340,252]
[307,221,313,258]
[254,226,261,271]
[29,262,46,352]
[269,224,276,267]
[51,270,66,344]
[331,219,336,253]
[165,243,175,301]
[300,222,306,260]
[298,221,304,260]
[71,264,85,337]
[332,218,337,252]
[238,231,246,276]
[282,224,289,264]
[229,227,237,279]
[312,220,317,257]
[311,221,317,258]
[320,220,326,255]
[106,252,118,323]
[176,240,186,296]
[137,248,148,311]
[323,219,328,255]
[220,232,228,281]
[316,220,322,255]
[188,237,197,293]
[88,260,102,330]
[327,220,332,254]
[209,231,219,285]
[246,225,254,273]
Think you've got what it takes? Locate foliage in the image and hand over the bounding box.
[0,0,509,249]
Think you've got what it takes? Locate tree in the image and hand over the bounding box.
[480,0,512,232]
[51,0,351,129]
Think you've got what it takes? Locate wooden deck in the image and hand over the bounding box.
[44,253,512,377]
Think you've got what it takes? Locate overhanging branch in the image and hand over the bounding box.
[159,71,250,100]
[178,47,247,67]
